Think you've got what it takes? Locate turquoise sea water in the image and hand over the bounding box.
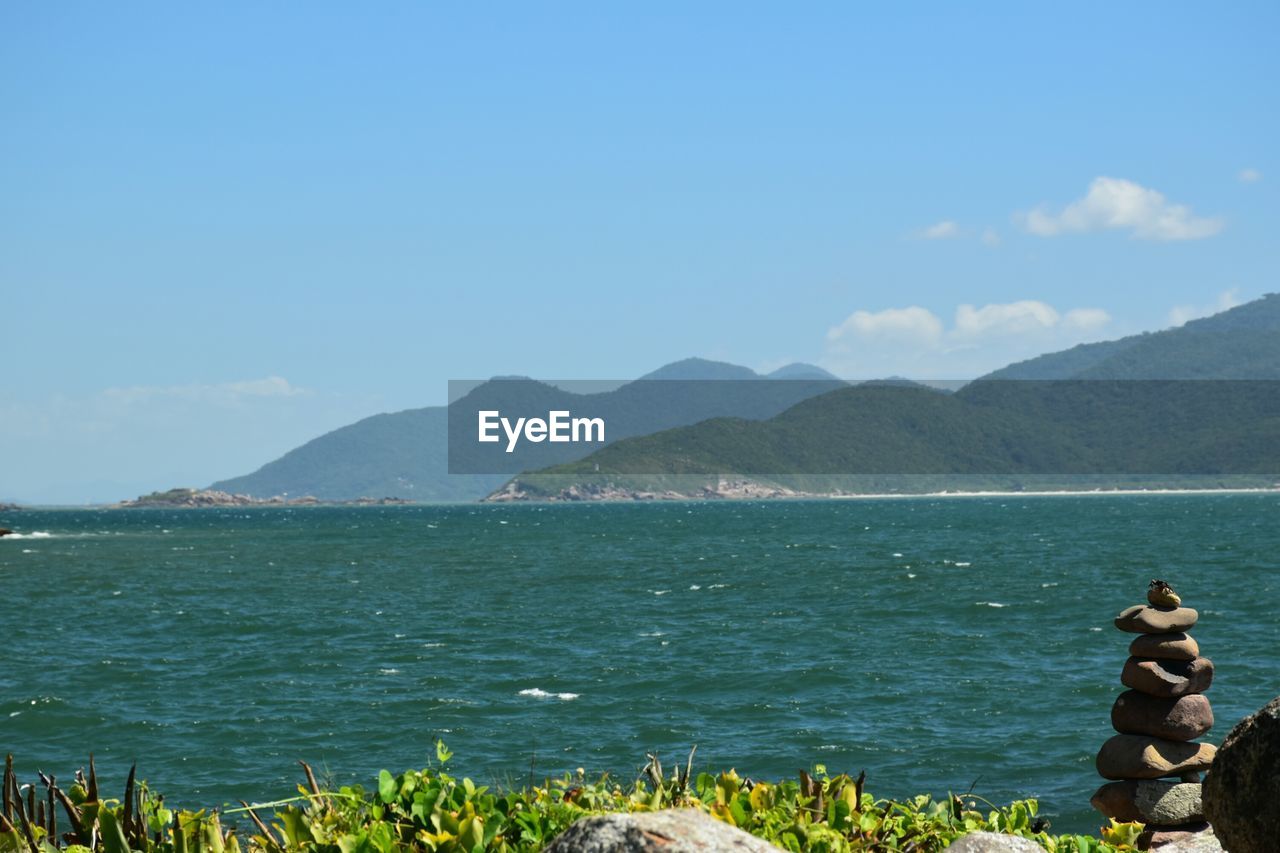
[1,495,1277,835]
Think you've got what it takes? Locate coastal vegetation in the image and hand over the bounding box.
[499,378,1280,499]
[2,748,1143,852]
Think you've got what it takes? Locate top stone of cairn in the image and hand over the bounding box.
[1115,579,1198,634]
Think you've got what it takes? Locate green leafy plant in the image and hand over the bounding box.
[2,749,1144,853]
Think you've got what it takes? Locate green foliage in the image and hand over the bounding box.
[984,292,1280,380]
[515,377,1280,496]
[2,749,1144,853]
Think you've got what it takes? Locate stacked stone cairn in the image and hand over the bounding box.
[1092,580,1217,848]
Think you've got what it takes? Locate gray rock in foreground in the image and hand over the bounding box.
[944,831,1044,851]
[1091,779,1203,824]
[1146,827,1223,851]
[1203,695,1280,853]
[544,809,781,852]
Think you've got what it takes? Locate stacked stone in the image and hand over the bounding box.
[1092,581,1217,849]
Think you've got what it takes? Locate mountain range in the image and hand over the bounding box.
[209,294,1280,502]
[983,293,1280,379]
[210,360,844,502]
[502,294,1280,498]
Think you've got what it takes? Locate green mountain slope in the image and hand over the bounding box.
[507,379,1280,497]
[210,359,844,501]
[985,293,1280,379]
[209,408,507,502]
[506,297,1280,497]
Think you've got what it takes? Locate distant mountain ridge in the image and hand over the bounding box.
[209,359,842,501]
[498,294,1280,498]
[210,295,1280,502]
[983,293,1280,379]
[501,378,1280,499]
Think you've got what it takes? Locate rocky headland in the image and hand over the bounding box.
[113,488,415,508]
[486,478,807,502]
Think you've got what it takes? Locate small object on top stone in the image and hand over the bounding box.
[1148,579,1182,608]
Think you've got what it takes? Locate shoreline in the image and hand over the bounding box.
[5,485,1279,512]
[824,485,1280,500]
[486,479,1280,503]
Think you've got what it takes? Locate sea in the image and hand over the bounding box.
[2,494,1277,835]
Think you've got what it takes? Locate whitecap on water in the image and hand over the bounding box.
[379,668,401,675]
[653,589,671,596]
[2,531,53,540]
[955,562,972,567]
[978,602,1007,608]
[518,688,579,701]
[689,584,701,590]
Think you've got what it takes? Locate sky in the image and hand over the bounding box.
[2,2,1277,503]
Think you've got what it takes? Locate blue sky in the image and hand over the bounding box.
[2,2,1277,502]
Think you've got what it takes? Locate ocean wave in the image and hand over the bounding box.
[1,531,53,540]
[518,688,579,701]
[978,601,1007,608]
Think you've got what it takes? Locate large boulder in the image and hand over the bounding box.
[1202,695,1280,853]
[944,831,1045,851]
[544,809,780,852]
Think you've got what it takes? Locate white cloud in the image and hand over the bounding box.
[1017,177,1223,241]
[823,300,1113,378]
[953,301,1061,339]
[1168,288,1242,327]
[100,376,308,406]
[1062,307,1112,331]
[827,306,944,345]
[981,228,1001,247]
[1238,168,1262,184]
[919,220,961,240]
